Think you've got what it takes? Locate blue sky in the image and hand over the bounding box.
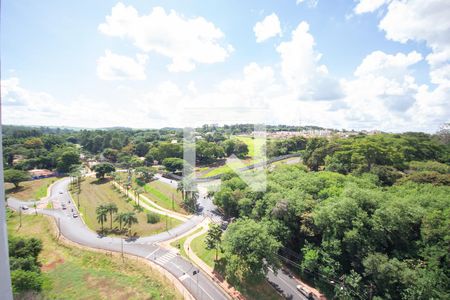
[2,0,449,132]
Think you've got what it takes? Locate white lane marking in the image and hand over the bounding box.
[157,252,177,264]
[145,247,160,259]
[179,273,190,281]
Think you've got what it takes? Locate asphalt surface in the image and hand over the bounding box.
[8,178,228,300]
[8,177,307,300]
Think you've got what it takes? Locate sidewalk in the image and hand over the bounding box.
[183,219,245,300]
[112,181,189,222]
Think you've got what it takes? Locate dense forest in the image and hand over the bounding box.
[212,132,450,299]
[3,125,449,298]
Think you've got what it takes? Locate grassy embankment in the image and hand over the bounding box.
[7,210,182,299]
[169,227,203,259]
[5,177,56,201]
[73,177,181,236]
[117,173,187,214]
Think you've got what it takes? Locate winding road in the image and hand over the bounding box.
[8,178,228,300]
[8,176,308,300]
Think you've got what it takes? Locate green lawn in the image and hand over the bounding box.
[190,232,220,268]
[200,136,266,178]
[116,173,187,214]
[74,177,181,236]
[235,135,265,158]
[5,177,56,201]
[7,210,182,300]
[170,227,203,259]
[144,180,186,214]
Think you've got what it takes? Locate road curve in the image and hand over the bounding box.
[7,177,229,300]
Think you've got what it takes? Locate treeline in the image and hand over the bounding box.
[3,132,80,173]
[212,133,449,298]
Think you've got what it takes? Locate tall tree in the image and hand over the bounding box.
[104,203,118,230]
[222,218,281,284]
[205,223,223,260]
[4,169,31,188]
[95,205,108,233]
[122,212,138,236]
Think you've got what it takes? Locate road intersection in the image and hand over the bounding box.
[8,176,308,300]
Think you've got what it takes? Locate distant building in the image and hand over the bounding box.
[28,169,55,179]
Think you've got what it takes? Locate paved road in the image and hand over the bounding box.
[196,181,308,300]
[8,178,228,300]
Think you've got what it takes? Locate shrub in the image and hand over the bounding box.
[147,212,161,224]
[408,161,450,174]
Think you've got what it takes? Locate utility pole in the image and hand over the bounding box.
[0,117,14,299]
[19,209,22,228]
[121,237,124,262]
[172,193,174,210]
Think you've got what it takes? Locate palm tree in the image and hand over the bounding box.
[179,177,198,212]
[177,181,185,201]
[122,212,138,236]
[104,203,118,230]
[96,205,108,233]
[136,188,143,206]
[114,212,127,231]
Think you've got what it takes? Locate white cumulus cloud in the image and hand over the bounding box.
[354,0,391,14]
[253,13,282,43]
[276,21,343,100]
[98,3,233,72]
[97,50,148,80]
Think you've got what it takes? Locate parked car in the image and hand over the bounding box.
[72,213,78,218]
[61,204,66,210]
[20,205,29,210]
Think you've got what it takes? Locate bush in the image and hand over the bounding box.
[11,270,43,293]
[147,212,161,224]
[397,171,450,186]
[370,165,402,186]
[408,161,450,174]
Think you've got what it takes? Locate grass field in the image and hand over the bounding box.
[75,177,181,236]
[200,136,266,178]
[7,210,182,300]
[145,180,186,213]
[5,177,56,201]
[190,232,220,268]
[235,136,265,158]
[117,173,187,214]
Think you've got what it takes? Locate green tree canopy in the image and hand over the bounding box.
[4,169,31,188]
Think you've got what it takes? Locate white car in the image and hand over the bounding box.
[20,205,29,210]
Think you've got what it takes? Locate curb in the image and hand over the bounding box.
[44,215,195,300]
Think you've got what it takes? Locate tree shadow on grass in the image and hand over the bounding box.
[91,178,111,185]
[5,186,26,194]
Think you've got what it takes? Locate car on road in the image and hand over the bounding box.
[20,205,29,210]
[61,204,66,210]
[72,213,78,218]
[296,285,314,299]
[59,191,63,194]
